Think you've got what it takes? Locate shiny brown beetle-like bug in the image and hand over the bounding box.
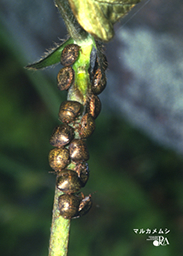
[58,100,82,123]
[69,139,89,162]
[60,44,80,67]
[97,54,108,72]
[79,113,95,139]
[92,68,106,95]
[50,124,74,148]
[101,54,108,71]
[48,147,70,171]
[58,194,81,219]
[77,194,92,218]
[86,94,101,119]
[58,193,92,219]
[57,66,74,91]
[56,169,83,194]
[75,162,89,186]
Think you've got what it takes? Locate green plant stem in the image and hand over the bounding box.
[54,0,88,41]
[49,185,70,256]
[48,2,97,256]
[68,36,96,104]
[48,35,95,256]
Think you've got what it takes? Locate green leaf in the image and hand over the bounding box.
[68,0,141,41]
[25,38,74,70]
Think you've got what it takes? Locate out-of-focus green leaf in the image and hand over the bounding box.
[68,0,141,41]
[26,38,73,70]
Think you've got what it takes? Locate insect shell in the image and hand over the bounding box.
[92,68,106,95]
[79,113,95,139]
[57,66,74,91]
[60,44,80,67]
[50,124,74,148]
[58,100,82,123]
[86,94,101,119]
[58,193,92,219]
[58,194,81,219]
[69,139,89,162]
[56,169,84,194]
[48,147,70,171]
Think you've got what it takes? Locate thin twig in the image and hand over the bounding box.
[49,184,70,256]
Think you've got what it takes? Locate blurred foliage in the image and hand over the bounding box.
[0,21,183,256]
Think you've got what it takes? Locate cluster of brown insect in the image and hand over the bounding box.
[48,43,107,219]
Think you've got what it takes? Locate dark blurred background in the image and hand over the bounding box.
[0,0,183,255]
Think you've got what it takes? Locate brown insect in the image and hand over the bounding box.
[57,66,74,91]
[74,162,89,185]
[86,94,101,119]
[48,147,70,171]
[69,139,89,162]
[77,194,92,218]
[79,113,95,139]
[58,100,82,123]
[58,193,92,219]
[50,124,74,148]
[92,68,106,95]
[56,169,83,194]
[60,44,80,66]
[58,194,81,219]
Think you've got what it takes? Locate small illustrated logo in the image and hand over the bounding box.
[133,228,170,246]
